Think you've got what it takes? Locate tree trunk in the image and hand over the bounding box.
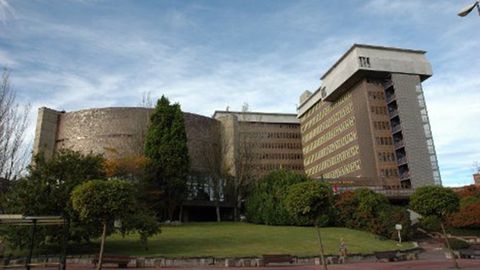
[168,199,176,221]
[97,221,108,270]
[216,203,221,222]
[315,224,328,270]
[440,222,459,269]
[178,204,183,222]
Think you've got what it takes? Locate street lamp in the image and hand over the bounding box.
[457,1,480,17]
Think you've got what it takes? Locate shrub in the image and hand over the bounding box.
[245,170,310,225]
[334,188,412,240]
[420,215,442,232]
[284,180,334,226]
[446,238,470,250]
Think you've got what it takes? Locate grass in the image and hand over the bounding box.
[100,222,413,257]
[7,222,414,258]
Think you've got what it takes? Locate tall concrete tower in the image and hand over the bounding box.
[298,44,441,189]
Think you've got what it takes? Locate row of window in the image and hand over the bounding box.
[248,163,304,171]
[378,152,396,162]
[303,117,355,155]
[304,131,357,166]
[373,121,391,130]
[256,153,303,160]
[323,159,361,179]
[240,122,299,130]
[300,92,352,131]
[380,168,399,177]
[368,91,385,101]
[375,136,393,145]
[371,106,388,115]
[250,142,302,150]
[306,145,360,174]
[302,103,354,143]
[241,132,301,139]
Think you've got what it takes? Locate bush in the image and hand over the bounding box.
[446,238,470,250]
[334,188,412,240]
[245,170,311,225]
[284,181,334,226]
[420,215,442,232]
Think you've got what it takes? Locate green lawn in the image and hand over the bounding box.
[98,222,413,257]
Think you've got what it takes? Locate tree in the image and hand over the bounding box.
[245,169,310,225]
[200,123,229,222]
[448,185,480,228]
[0,68,30,182]
[71,179,137,270]
[284,181,333,270]
[410,186,460,269]
[103,155,150,182]
[231,103,260,220]
[144,95,189,220]
[0,149,106,248]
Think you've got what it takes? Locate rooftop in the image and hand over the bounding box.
[213,110,299,124]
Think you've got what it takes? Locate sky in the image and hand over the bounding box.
[0,0,479,186]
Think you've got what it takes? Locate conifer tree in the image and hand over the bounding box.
[144,95,190,220]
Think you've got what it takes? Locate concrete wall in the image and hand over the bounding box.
[392,73,437,187]
[33,107,61,159]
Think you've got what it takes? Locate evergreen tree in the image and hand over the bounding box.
[144,95,189,220]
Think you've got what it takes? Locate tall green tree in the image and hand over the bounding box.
[284,181,333,270]
[71,179,137,270]
[0,149,106,248]
[144,95,190,220]
[410,186,460,269]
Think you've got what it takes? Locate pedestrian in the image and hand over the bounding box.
[339,238,347,263]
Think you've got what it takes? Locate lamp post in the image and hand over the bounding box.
[457,1,480,17]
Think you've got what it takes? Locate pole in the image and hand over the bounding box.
[315,224,328,270]
[440,222,459,269]
[61,217,69,270]
[27,219,37,270]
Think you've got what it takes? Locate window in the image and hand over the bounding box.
[359,56,371,68]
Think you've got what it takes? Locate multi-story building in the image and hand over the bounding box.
[298,44,441,189]
[213,111,304,180]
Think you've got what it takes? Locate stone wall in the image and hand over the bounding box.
[34,107,220,174]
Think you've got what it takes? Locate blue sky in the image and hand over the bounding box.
[0,0,479,186]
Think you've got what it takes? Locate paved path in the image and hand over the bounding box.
[53,259,480,270]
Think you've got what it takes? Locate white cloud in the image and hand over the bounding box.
[0,0,15,23]
[3,0,479,187]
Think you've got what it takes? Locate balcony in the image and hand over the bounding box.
[397,156,408,166]
[400,171,411,181]
[391,124,402,134]
[386,93,396,103]
[388,108,399,118]
[394,140,405,149]
[383,80,393,90]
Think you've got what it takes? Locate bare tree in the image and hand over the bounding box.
[201,122,231,222]
[231,103,260,220]
[0,68,30,181]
